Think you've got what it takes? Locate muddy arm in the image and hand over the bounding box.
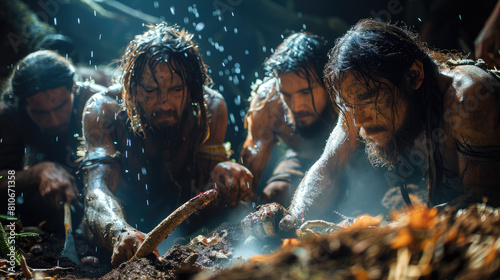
[289,115,359,220]
[81,93,131,251]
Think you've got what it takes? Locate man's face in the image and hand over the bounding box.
[339,72,424,167]
[137,62,189,132]
[26,86,73,135]
[339,73,408,148]
[278,71,328,129]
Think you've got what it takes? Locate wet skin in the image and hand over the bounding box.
[82,61,253,267]
[240,70,335,205]
[137,63,190,131]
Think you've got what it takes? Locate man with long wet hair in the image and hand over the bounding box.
[239,32,337,207]
[81,23,253,267]
[278,19,500,228]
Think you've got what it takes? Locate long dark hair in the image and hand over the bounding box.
[262,32,332,124]
[324,19,456,203]
[120,22,211,144]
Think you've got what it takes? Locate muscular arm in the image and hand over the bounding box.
[199,87,229,174]
[204,88,254,206]
[289,114,359,220]
[81,94,129,250]
[239,80,280,192]
[449,66,500,204]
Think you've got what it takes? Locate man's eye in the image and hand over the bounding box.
[171,86,183,92]
[142,85,157,93]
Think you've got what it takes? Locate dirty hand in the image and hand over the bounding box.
[475,23,500,68]
[111,226,159,267]
[209,161,254,207]
[36,162,79,209]
[241,202,299,240]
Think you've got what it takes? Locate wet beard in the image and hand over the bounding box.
[363,97,425,169]
[294,107,335,139]
[147,109,187,146]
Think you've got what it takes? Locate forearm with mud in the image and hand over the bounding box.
[84,163,128,251]
[289,119,358,220]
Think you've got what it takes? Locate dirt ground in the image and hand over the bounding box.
[4,204,500,279]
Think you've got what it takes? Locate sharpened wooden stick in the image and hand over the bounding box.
[130,189,218,262]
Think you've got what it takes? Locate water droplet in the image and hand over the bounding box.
[55,136,58,142]
[206,50,211,56]
[458,14,462,20]
[234,125,239,132]
[91,51,94,58]
[145,184,148,190]
[229,113,235,124]
[154,1,159,8]
[54,17,57,25]
[99,34,102,40]
[94,10,96,16]
[77,18,81,24]
[234,28,238,34]
[184,17,189,24]
[244,50,249,55]
[170,6,175,15]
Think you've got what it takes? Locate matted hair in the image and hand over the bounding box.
[119,22,211,141]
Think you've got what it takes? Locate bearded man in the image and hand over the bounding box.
[239,32,338,207]
[280,19,500,228]
[81,23,253,267]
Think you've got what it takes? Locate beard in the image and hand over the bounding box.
[145,108,187,145]
[362,94,426,169]
[151,110,181,132]
[293,106,335,139]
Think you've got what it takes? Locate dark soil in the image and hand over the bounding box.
[7,204,500,280]
[3,222,247,279]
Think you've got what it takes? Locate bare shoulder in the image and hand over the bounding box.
[247,78,284,123]
[445,65,500,145]
[204,86,227,114]
[84,91,122,120]
[83,91,123,144]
